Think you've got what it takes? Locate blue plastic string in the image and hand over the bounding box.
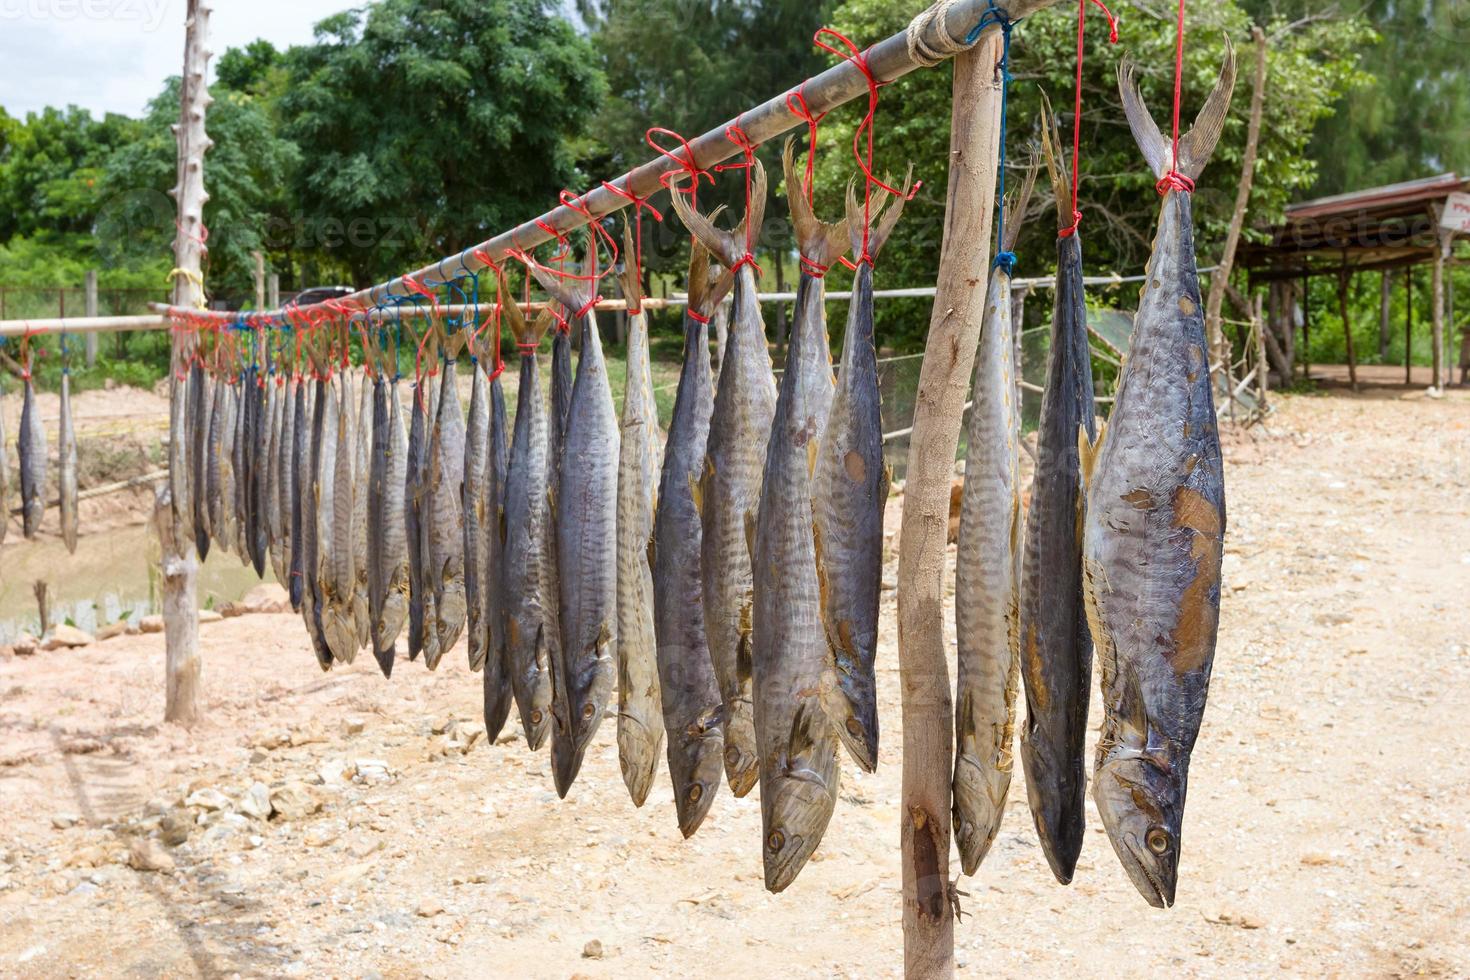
[985,3,1017,274]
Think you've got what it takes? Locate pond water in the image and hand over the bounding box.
[0,521,273,643]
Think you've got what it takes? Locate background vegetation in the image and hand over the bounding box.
[0,0,1465,387]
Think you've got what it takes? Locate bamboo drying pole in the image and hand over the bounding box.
[160,0,211,727]
[898,32,1004,980]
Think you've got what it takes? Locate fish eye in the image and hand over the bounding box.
[767,830,785,852]
[581,702,596,721]
[724,745,742,765]
[844,718,863,737]
[530,709,543,725]
[687,784,703,804]
[1146,828,1171,855]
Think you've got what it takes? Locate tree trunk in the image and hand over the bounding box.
[897,34,1003,980]
[1302,276,1312,381]
[164,0,212,726]
[1405,269,1413,384]
[1254,291,1268,405]
[1378,269,1392,361]
[1204,26,1267,388]
[1338,268,1358,392]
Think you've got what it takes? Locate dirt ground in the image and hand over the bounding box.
[0,383,1467,978]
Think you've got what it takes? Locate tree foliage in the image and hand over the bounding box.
[278,0,605,287]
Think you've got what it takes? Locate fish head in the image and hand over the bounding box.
[762,767,837,893]
[1094,751,1184,909]
[951,752,1005,874]
[671,704,726,838]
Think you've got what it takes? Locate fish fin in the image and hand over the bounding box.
[742,508,757,569]
[846,168,913,261]
[783,137,850,272]
[786,700,823,768]
[806,438,818,478]
[688,471,703,519]
[503,296,548,349]
[1118,42,1236,183]
[735,628,753,685]
[1000,152,1040,253]
[646,533,656,571]
[1077,418,1106,491]
[497,504,506,547]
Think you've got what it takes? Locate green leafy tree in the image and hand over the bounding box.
[278,0,606,287]
[813,0,1372,348]
[0,106,143,242]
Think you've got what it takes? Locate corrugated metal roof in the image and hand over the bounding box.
[1285,173,1465,221]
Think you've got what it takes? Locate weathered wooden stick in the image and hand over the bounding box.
[1204,26,1267,390]
[1337,266,1358,392]
[897,33,1004,980]
[162,0,210,727]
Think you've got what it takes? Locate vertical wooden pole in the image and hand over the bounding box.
[1431,220,1449,390]
[163,0,212,727]
[898,33,1002,980]
[1254,291,1268,404]
[1378,269,1392,362]
[1405,268,1413,384]
[252,250,266,311]
[84,270,99,367]
[1338,267,1358,392]
[1204,26,1267,388]
[267,272,280,309]
[1301,275,1311,381]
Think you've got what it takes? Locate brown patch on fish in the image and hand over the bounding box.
[1121,488,1153,510]
[1169,486,1222,675]
[1178,295,1197,316]
[844,450,866,483]
[1023,629,1050,712]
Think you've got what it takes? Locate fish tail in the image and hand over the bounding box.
[844,167,912,262]
[1117,40,1236,183]
[1038,90,1074,233]
[531,238,597,314]
[503,296,551,350]
[782,137,849,271]
[668,158,766,269]
[1000,152,1040,253]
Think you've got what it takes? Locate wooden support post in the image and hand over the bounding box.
[1301,275,1311,381]
[1379,269,1392,362]
[84,270,99,368]
[1338,266,1358,392]
[1204,26,1267,388]
[162,0,212,727]
[897,32,1003,980]
[252,250,266,311]
[1431,218,1450,390]
[1405,268,1413,384]
[1254,291,1268,405]
[267,272,280,310]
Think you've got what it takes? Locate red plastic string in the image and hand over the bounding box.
[687,309,711,325]
[1155,0,1194,195]
[714,119,763,278]
[645,127,714,207]
[813,28,921,266]
[1060,0,1120,237]
[785,85,828,206]
[600,178,664,312]
[800,256,830,278]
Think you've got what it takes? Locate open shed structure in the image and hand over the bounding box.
[1238,172,1469,390]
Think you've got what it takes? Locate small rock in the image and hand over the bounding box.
[326,861,374,889]
[241,583,290,613]
[582,940,604,959]
[249,749,268,765]
[95,622,130,642]
[246,835,264,849]
[51,813,80,830]
[184,788,232,812]
[1300,852,1335,867]
[160,809,193,846]
[416,899,445,918]
[198,609,223,624]
[13,634,39,656]
[65,846,108,868]
[318,758,355,786]
[68,881,99,898]
[341,717,366,737]
[237,782,272,821]
[127,839,176,873]
[138,616,165,634]
[269,782,321,821]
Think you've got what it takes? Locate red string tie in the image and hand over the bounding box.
[645,127,714,205]
[687,309,711,325]
[1156,0,1192,197]
[1060,0,1120,237]
[785,86,828,206]
[714,121,764,278]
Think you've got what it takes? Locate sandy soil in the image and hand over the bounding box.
[0,385,1467,978]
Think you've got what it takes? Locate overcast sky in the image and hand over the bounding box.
[0,0,352,119]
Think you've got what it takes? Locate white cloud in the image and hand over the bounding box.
[0,0,351,119]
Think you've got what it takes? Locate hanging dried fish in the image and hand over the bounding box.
[18,372,46,541]
[1082,50,1235,910]
[428,340,468,664]
[499,301,555,750]
[615,222,665,809]
[482,356,514,741]
[953,162,1037,875]
[58,372,79,554]
[651,242,732,835]
[669,159,774,800]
